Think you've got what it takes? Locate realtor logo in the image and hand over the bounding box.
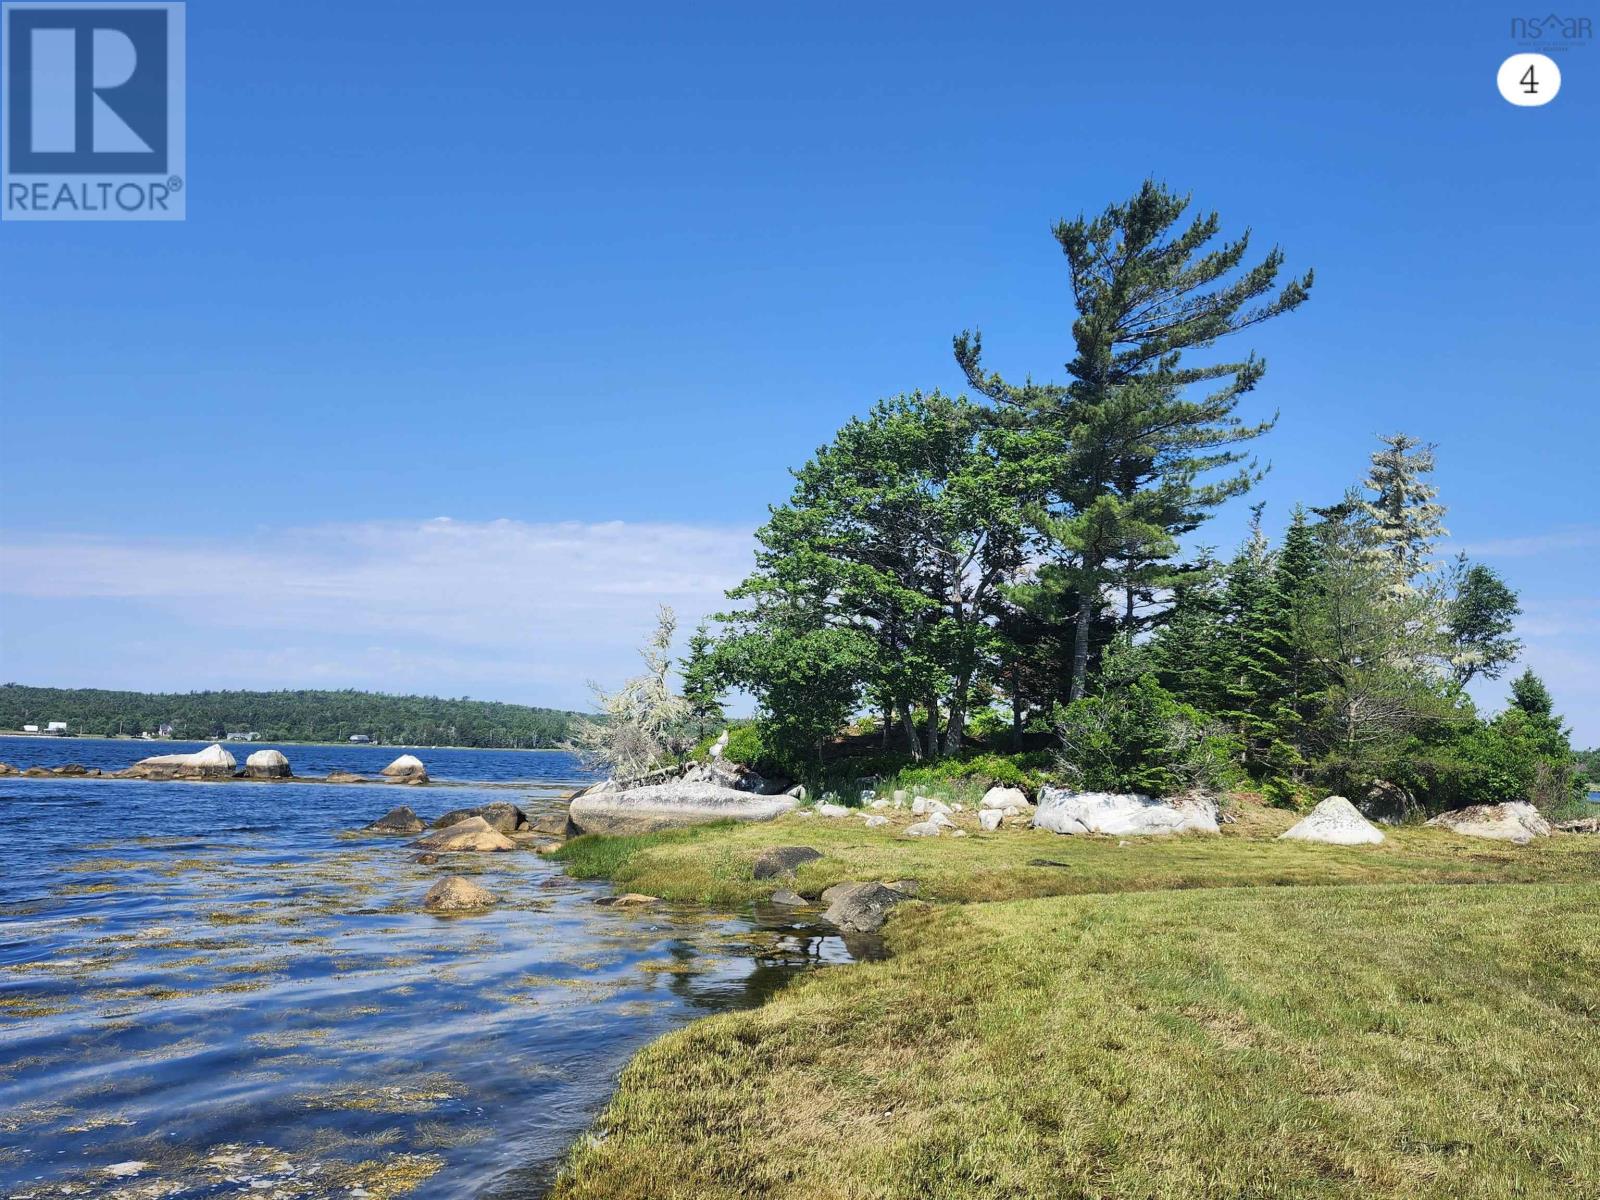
[2,2,185,220]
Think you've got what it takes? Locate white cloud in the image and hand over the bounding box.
[0,518,755,708]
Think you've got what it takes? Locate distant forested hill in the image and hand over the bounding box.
[0,684,586,748]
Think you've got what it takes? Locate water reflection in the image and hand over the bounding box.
[0,767,867,1199]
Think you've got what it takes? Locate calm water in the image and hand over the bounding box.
[0,739,867,1198]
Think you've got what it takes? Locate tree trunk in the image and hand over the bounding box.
[923,696,941,760]
[880,702,892,749]
[899,702,923,761]
[1070,593,1094,701]
[945,673,971,755]
[1011,681,1024,751]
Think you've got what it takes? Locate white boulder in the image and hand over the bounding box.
[380,754,429,780]
[816,802,850,818]
[1279,796,1385,846]
[927,811,956,829]
[904,820,942,838]
[243,748,291,779]
[131,743,236,779]
[1033,788,1220,836]
[569,781,799,835]
[863,815,890,829]
[979,809,1004,832]
[1425,802,1553,845]
[981,786,1030,811]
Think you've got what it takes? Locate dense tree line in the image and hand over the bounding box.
[0,685,581,748]
[673,180,1583,813]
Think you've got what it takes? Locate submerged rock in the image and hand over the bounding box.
[421,876,497,912]
[410,816,516,852]
[822,882,910,933]
[1278,796,1385,845]
[1425,802,1552,845]
[752,846,822,879]
[326,770,369,784]
[1033,788,1219,836]
[380,754,429,782]
[244,749,292,779]
[365,805,426,834]
[433,802,526,834]
[0,762,14,775]
[529,810,578,838]
[568,781,799,836]
[595,893,660,908]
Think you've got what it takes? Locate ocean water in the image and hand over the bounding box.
[0,739,870,1198]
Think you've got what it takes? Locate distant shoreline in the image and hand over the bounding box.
[0,731,575,753]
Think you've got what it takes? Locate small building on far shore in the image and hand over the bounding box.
[46,721,68,735]
[22,724,39,733]
[349,734,373,744]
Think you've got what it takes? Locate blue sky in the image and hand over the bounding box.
[1,0,1596,740]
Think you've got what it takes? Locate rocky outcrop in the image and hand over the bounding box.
[421,876,497,912]
[0,762,15,776]
[752,846,822,879]
[822,882,910,933]
[1556,816,1599,834]
[365,805,426,834]
[126,744,237,780]
[326,770,369,783]
[1278,796,1385,846]
[243,749,291,779]
[380,754,429,782]
[568,781,799,836]
[528,810,578,838]
[1033,788,1220,836]
[1425,802,1552,845]
[433,802,527,834]
[411,816,516,852]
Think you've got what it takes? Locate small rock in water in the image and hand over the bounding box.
[595,893,660,908]
[822,882,910,933]
[770,889,808,906]
[422,876,498,912]
[381,754,430,782]
[410,816,517,852]
[365,805,425,834]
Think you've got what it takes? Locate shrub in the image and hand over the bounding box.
[1054,675,1241,796]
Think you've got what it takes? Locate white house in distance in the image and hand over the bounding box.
[46,721,68,734]
[22,724,38,733]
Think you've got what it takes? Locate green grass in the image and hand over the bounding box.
[552,803,1599,906]
[552,882,1600,1200]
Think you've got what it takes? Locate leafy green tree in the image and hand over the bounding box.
[955,180,1313,699]
[1445,557,1522,684]
[711,391,1030,760]
[679,621,725,739]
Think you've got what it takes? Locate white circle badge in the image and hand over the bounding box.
[1498,53,1561,106]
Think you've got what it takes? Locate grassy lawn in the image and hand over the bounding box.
[551,802,1600,905]
[552,881,1600,1199]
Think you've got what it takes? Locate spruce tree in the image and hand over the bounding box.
[1361,433,1447,589]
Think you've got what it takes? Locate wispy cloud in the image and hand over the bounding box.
[1452,525,1600,559]
[0,518,755,708]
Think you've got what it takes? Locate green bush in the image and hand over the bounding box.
[1054,675,1242,795]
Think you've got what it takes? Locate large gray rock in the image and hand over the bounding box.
[752,846,822,879]
[822,882,910,933]
[568,781,799,835]
[1033,788,1220,836]
[1278,796,1385,846]
[422,876,497,912]
[411,816,517,852]
[243,749,291,779]
[127,743,237,780]
[1425,802,1552,845]
[365,805,426,834]
[433,802,527,834]
[681,756,771,793]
